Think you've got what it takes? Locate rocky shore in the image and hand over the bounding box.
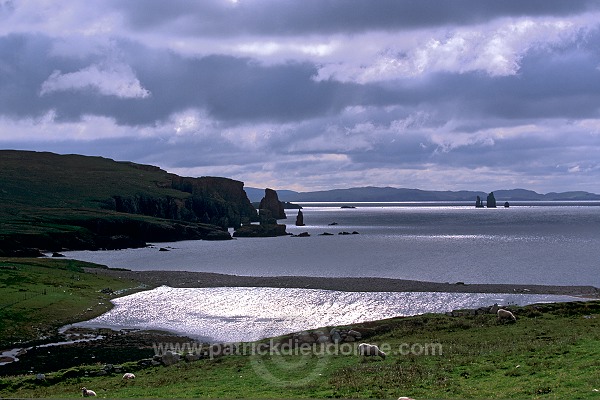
[0,327,195,376]
[85,269,600,298]
[3,267,596,378]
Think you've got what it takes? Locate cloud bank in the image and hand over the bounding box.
[1,0,600,192]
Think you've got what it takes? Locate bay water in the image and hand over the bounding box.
[74,286,582,342]
[65,203,600,287]
[63,203,599,341]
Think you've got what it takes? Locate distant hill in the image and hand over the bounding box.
[244,187,300,203]
[0,150,258,256]
[246,186,600,202]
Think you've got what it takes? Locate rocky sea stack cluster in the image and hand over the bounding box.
[233,188,288,237]
[475,192,499,208]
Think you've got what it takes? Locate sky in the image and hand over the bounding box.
[1,0,600,193]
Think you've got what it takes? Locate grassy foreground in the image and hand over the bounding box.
[0,258,146,348]
[0,272,598,399]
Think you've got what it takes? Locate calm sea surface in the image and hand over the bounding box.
[64,202,600,287]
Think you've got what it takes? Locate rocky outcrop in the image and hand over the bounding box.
[475,196,484,208]
[233,197,288,237]
[0,215,232,254]
[233,224,287,238]
[291,232,310,237]
[112,175,258,229]
[282,202,302,209]
[487,192,497,208]
[295,210,305,226]
[258,188,286,220]
[0,151,260,254]
[291,328,362,346]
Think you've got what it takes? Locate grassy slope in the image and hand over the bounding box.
[0,151,186,243]
[0,150,248,252]
[0,258,146,348]
[0,150,186,210]
[1,300,598,399]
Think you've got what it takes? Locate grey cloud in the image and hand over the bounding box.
[111,0,600,37]
[4,28,600,130]
[0,34,406,125]
[2,2,600,192]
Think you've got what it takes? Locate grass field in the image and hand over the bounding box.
[0,258,146,348]
[1,284,598,399]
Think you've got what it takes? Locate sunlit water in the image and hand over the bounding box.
[65,203,600,287]
[73,286,583,342]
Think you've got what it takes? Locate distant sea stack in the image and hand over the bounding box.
[487,192,497,208]
[295,210,305,226]
[258,188,287,220]
[475,196,484,208]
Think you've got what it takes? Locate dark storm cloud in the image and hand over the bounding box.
[112,0,600,36]
[2,1,600,192]
[0,34,408,125]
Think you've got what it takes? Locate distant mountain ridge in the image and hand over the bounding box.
[245,186,600,203]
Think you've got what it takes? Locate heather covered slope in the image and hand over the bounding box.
[0,150,258,255]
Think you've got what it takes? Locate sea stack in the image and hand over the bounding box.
[487,192,497,208]
[475,196,484,208]
[258,188,286,219]
[295,210,305,226]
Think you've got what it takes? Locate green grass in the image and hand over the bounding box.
[0,258,146,348]
[0,150,257,253]
[0,150,186,211]
[1,299,599,398]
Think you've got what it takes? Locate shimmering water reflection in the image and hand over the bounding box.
[74,286,582,342]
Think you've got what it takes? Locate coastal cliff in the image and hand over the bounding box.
[111,172,258,228]
[0,150,258,255]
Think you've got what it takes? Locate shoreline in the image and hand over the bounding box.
[85,268,600,298]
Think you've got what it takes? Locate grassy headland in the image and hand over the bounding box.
[0,258,147,349]
[0,150,258,255]
[0,288,598,398]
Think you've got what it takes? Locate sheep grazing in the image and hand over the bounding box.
[81,387,97,397]
[497,308,516,322]
[122,372,136,380]
[358,343,386,359]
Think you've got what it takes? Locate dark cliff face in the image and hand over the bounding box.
[172,175,259,226]
[112,175,259,228]
[0,150,260,254]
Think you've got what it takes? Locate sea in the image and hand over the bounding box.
[64,202,600,342]
[65,202,600,287]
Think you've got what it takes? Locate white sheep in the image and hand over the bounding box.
[358,343,386,359]
[81,387,97,397]
[122,372,136,380]
[497,308,516,322]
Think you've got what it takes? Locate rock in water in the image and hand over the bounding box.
[233,224,287,237]
[475,195,484,208]
[258,188,286,219]
[486,192,497,208]
[295,210,305,226]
